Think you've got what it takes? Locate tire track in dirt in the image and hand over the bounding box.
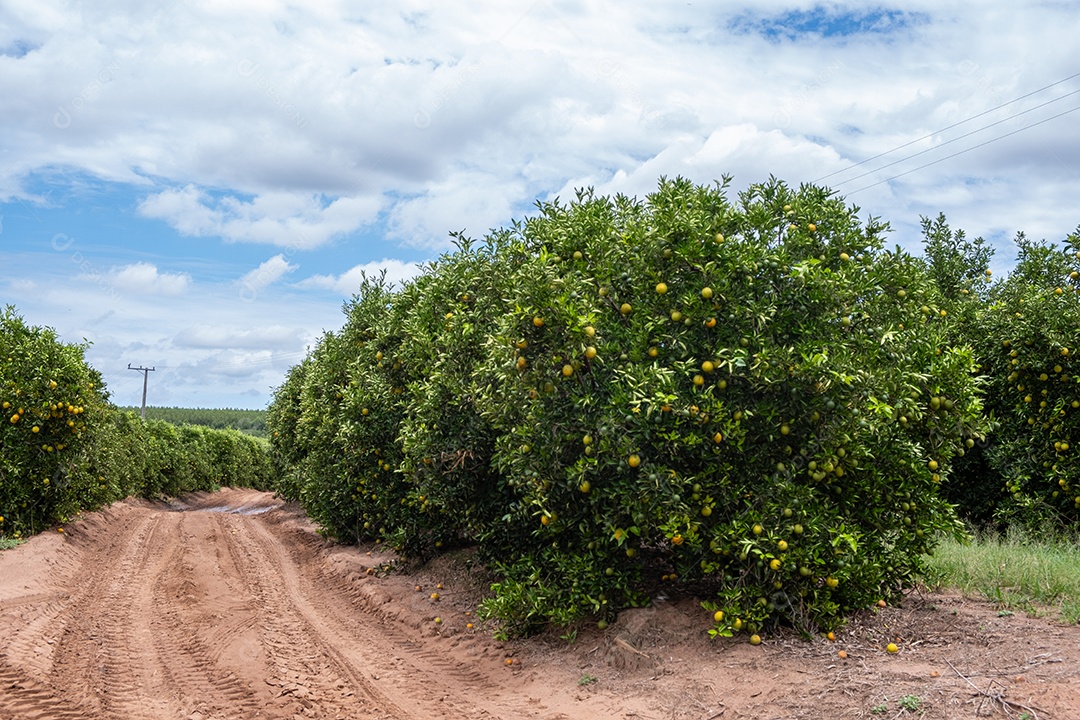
[143,512,267,719]
[46,512,178,719]
[0,658,86,720]
[235,514,521,719]
[0,594,71,681]
[217,511,415,719]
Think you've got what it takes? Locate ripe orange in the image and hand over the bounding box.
[655,282,668,294]
[628,454,641,468]
[886,643,899,654]
[749,634,762,646]
[533,316,545,327]
[562,364,574,377]
[713,610,724,623]
[585,346,597,359]
[826,631,836,641]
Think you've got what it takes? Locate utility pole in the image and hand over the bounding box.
[127,364,155,419]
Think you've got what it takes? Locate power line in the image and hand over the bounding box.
[844,103,1080,196]
[829,85,1080,189]
[816,70,1080,184]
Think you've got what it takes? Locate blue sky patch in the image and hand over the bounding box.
[0,39,38,58]
[729,6,927,41]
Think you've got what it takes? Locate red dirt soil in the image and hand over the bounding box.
[1,488,1078,719]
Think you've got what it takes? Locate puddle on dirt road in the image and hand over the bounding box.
[198,505,277,516]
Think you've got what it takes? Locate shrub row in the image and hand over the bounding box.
[966,232,1080,529]
[269,177,991,636]
[0,306,274,539]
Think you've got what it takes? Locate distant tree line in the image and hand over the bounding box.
[118,406,268,438]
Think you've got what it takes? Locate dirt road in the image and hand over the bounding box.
[2,489,1079,719]
[0,490,525,720]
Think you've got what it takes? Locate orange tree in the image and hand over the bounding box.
[266,358,312,502]
[1,306,111,536]
[472,177,986,635]
[267,177,989,637]
[276,274,416,544]
[919,215,999,524]
[393,234,519,557]
[970,230,1080,528]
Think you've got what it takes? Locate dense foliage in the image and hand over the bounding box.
[268,177,997,637]
[968,231,1080,530]
[1,307,275,539]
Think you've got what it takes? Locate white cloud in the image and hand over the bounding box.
[7,278,37,293]
[138,186,382,249]
[298,259,423,294]
[100,263,191,296]
[237,254,298,295]
[174,324,305,351]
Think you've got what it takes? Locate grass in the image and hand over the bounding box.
[927,528,1080,623]
[0,536,23,551]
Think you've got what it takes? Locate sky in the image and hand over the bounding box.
[1,1,1078,410]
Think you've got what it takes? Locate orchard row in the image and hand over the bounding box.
[268,177,1077,637]
[0,306,274,538]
